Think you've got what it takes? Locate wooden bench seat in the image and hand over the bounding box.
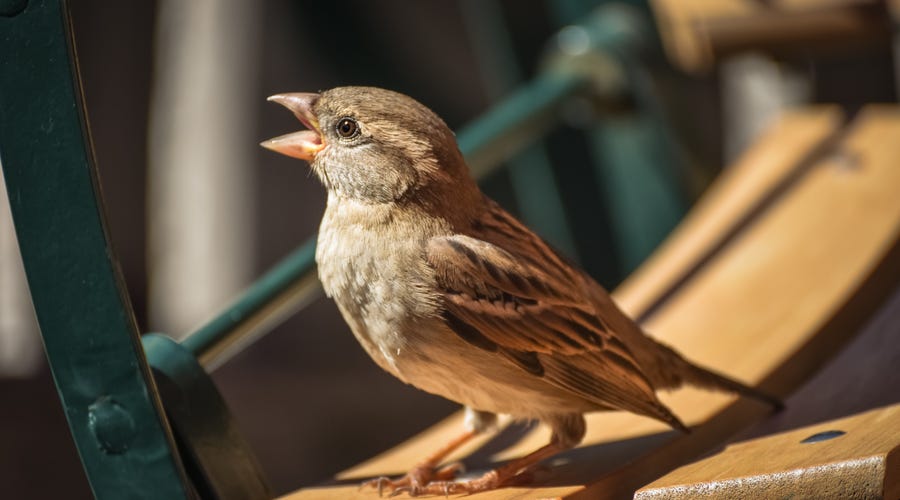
[282,105,900,499]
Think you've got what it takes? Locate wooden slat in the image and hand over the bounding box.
[281,106,900,499]
[651,0,891,73]
[614,106,842,317]
[576,107,900,499]
[635,403,900,499]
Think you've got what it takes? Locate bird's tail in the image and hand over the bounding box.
[650,340,783,410]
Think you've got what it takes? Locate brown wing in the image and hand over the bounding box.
[428,235,610,354]
[426,233,686,428]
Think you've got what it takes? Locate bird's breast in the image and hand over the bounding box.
[315,198,444,378]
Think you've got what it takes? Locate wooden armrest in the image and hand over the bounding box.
[282,105,900,499]
[636,403,900,499]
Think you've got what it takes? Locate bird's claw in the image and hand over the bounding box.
[387,480,456,498]
[362,467,530,497]
[360,475,401,497]
[387,486,409,498]
[361,462,464,497]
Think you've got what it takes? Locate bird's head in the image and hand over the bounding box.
[262,86,470,204]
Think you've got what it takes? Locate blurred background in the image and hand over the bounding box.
[0,0,897,498]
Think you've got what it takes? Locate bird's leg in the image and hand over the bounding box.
[392,413,585,496]
[362,408,496,496]
[361,428,478,496]
[398,440,565,496]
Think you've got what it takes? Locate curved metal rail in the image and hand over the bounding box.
[0,0,191,497]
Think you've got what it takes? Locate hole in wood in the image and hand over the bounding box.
[800,430,846,444]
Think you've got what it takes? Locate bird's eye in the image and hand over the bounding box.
[335,117,359,139]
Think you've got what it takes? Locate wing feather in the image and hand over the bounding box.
[426,230,679,424]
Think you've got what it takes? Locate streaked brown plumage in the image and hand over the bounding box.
[262,86,779,496]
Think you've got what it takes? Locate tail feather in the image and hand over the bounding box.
[650,341,783,410]
[680,360,784,410]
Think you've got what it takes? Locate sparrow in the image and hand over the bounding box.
[261,86,780,496]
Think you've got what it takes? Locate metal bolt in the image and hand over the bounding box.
[0,0,27,17]
[800,429,845,444]
[88,396,136,455]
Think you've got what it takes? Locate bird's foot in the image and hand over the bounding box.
[361,462,464,497]
[385,468,534,497]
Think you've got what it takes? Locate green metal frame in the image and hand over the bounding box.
[144,334,271,498]
[0,0,688,498]
[0,0,191,498]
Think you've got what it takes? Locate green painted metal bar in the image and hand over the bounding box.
[549,1,690,277]
[460,0,580,260]
[0,0,191,498]
[182,238,321,370]
[180,5,654,370]
[460,71,591,178]
[144,334,271,498]
[583,3,688,275]
[588,102,687,273]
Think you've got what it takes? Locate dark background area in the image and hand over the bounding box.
[1,1,896,499]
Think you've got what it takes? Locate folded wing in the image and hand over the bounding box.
[426,233,686,430]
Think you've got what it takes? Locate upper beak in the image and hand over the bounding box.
[261,93,325,162]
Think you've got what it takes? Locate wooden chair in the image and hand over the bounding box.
[2,1,897,499]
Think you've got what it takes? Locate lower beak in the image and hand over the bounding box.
[260,130,324,162]
[261,93,325,162]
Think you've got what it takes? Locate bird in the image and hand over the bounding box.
[261,86,780,496]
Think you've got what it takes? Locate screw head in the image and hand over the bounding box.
[88,396,137,455]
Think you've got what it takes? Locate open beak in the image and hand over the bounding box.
[261,93,325,162]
